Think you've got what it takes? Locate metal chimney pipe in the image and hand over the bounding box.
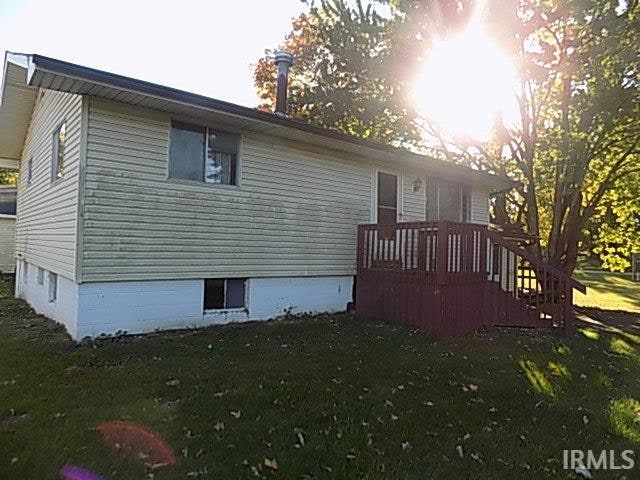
[274,51,293,117]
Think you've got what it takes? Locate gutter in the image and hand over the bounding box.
[27,54,515,190]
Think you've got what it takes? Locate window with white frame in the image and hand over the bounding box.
[48,272,57,303]
[426,178,471,222]
[169,120,239,185]
[26,156,33,184]
[204,279,246,310]
[52,121,66,181]
[37,267,44,286]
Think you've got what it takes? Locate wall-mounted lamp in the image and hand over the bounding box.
[412,177,423,192]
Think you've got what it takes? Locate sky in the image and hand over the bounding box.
[0,0,305,107]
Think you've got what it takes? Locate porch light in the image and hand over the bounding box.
[412,177,423,192]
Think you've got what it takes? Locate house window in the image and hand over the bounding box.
[37,267,44,286]
[376,172,398,224]
[22,261,28,284]
[438,180,462,222]
[52,121,66,181]
[426,178,471,222]
[26,156,33,184]
[48,272,57,303]
[204,279,246,310]
[169,121,239,185]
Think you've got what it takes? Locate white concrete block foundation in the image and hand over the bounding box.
[15,260,353,340]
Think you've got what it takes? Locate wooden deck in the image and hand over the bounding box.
[355,221,585,336]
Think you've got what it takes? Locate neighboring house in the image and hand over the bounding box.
[0,185,16,273]
[0,53,512,339]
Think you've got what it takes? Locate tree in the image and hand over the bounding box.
[0,169,17,185]
[586,172,640,271]
[253,0,423,146]
[255,0,640,274]
[421,0,640,273]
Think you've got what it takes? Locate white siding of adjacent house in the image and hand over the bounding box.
[0,217,15,272]
[14,90,82,280]
[81,98,430,282]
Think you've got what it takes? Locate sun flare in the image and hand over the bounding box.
[413,21,519,141]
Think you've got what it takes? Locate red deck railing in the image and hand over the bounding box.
[356,221,585,336]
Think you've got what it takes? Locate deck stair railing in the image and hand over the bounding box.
[356,221,586,335]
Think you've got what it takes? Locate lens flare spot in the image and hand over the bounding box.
[58,464,105,480]
[97,421,176,469]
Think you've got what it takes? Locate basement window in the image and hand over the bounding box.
[48,272,57,303]
[169,120,239,185]
[52,121,66,182]
[37,267,44,286]
[204,279,246,310]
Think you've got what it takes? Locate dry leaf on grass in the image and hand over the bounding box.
[263,458,278,470]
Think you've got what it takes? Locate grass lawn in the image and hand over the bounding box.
[575,271,640,313]
[2,273,640,479]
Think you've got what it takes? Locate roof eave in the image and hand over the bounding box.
[27,54,515,190]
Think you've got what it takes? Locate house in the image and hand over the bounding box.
[1,52,560,340]
[0,185,16,273]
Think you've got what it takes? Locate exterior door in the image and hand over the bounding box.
[377,171,398,224]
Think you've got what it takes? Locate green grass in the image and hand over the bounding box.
[574,271,640,313]
[1,299,640,479]
[0,273,13,299]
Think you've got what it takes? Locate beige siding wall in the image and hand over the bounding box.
[15,90,82,280]
[470,189,490,224]
[0,217,15,272]
[81,99,428,282]
[402,175,426,222]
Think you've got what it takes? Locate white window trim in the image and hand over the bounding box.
[371,166,403,223]
[203,278,248,312]
[26,156,33,185]
[51,120,67,184]
[166,120,243,188]
[432,179,470,222]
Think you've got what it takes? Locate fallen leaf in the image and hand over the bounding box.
[264,458,278,470]
[230,411,241,419]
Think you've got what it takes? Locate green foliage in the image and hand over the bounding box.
[588,173,640,271]
[0,168,18,185]
[254,0,423,146]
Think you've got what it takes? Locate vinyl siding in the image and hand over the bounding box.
[402,175,426,222]
[14,90,82,280]
[81,99,428,282]
[0,217,15,272]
